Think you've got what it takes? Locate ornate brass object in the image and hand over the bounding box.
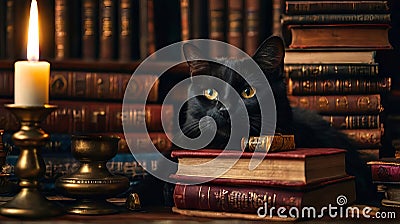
[0,104,63,218]
[55,135,130,215]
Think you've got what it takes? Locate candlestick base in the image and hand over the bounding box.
[0,104,64,219]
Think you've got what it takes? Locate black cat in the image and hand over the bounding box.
[176,36,377,203]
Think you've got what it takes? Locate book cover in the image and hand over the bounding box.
[173,176,356,214]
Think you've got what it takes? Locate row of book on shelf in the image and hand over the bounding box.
[280,0,392,160]
[0,0,274,61]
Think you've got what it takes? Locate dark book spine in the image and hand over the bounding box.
[13,0,30,59]
[341,128,383,148]
[54,0,69,60]
[82,0,98,60]
[370,163,400,182]
[272,0,283,36]
[38,0,55,60]
[180,0,190,40]
[139,0,156,59]
[244,0,260,55]
[227,0,243,51]
[208,0,226,41]
[99,0,116,60]
[191,0,208,39]
[0,71,13,97]
[285,64,380,79]
[5,0,15,58]
[285,1,389,15]
[322,115,380,129]
[174,184,303,213]
[0,0,6,59]
[119,0,133,61]
[288,77,391,95]
[288,94,382,115]
[282,14,391,25]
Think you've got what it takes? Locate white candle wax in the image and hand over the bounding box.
[14,61,50,106]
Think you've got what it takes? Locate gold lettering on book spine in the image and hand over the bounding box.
[214,189,275,210]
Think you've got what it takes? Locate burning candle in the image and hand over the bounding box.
[14,0,49,106]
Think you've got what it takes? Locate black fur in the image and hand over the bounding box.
[177,36,376,203]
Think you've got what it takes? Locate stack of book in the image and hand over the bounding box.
[282,0,392,161]
[171,136,356,219]
[368,158,400,207]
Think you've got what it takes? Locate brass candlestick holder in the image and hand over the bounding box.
[55,135,130,215]
[0,104,63,218]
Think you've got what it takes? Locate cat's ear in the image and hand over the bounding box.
[182,43,210,76]
[253,36,285,71]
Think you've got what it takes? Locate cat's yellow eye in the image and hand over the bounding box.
[241,86,256,99]
[203,88,218,100]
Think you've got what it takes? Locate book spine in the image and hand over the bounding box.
[244,0,260,55]
[174,184,302,213]
[119,0,133,61]
[209,0,226,41]
[227,0,243,51]
[139,0,156,59]
[288,78,391,95]
[322,115,380,129]
[285,1,389,15]
[370,164,400,182]
[272,0,283,35]
[99,0,116,60]
[285,64,379,79]
[5,0,14,58]
[0,71,13,97]
[191,0,208,39]
[288,94,382,115]
[180,0,190,41]
[282,14,391,25]
[54,0,69,60]
[82,0,98,60]
[341,128,383,148]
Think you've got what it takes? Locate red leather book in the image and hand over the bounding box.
[173,176,356,214]
[171,148,346,184]
[368,159,400,183]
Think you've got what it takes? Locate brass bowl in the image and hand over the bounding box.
[56,134,130,215]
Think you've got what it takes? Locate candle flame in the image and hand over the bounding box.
[27,0,39,61]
